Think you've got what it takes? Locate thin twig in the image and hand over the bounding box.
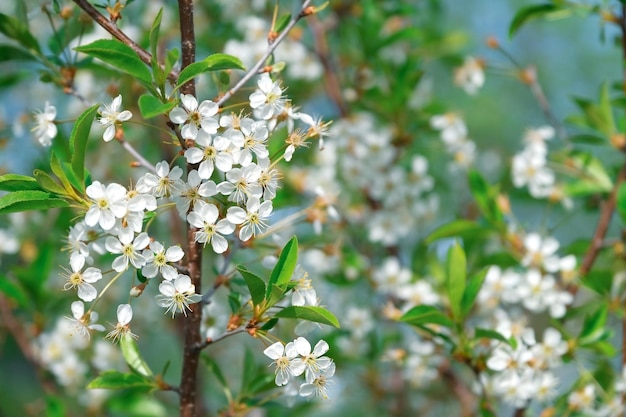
[118,138,157,173]
[194,327,247,351]
[216,0,314,107]
[71,0,179,82]
[309,14,349,117]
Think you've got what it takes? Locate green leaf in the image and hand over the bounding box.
[0,174,42,192]
[563,152,613,197]
[265,284,286,308]
[509,4,561,38]
[50,152,73,193]
[474,327,511,346]
[69,104,99,186]
[149,9,164,86]
[399,305,454,328]
[138,94,176,119]
[0,276,29,308]
[468,170,503,226]
[75,39,152,84]
[0,190,68,214]
[87,371,156,390]
[176,53,245,88]
[579,304,609,345]
[617,183,626,226]
[0,44,36,62]
[33,169,66,195]
[461,268,488,318]
[446,242,466,321]
[425,220,492,244]
[45,395,66,417]
[581,270,613,296]
[165,48,179,75]
[120,334,153,377]
[275,306,340,328]
[266,236,298,299]
[0,13,41,53]
[201,354,228,388]
[275,13,292,33]
[237,266,266,306]
[569,134,606,145]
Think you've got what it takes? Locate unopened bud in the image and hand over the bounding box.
[496,194,511,215]
[60,6,73,20]
[519,66,537,85]
[486,36,499,49]
[130,161,141,168]
[611,133,626,150]
[267,31,279,42]
[130,283,146,297]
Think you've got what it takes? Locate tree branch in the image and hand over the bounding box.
[216,0,314,107]
[176,1,202,417]
[71,0,179,82]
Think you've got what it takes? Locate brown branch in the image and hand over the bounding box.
[439,362,477,417]
[176,1,203,417]
[579,145,626,278]
[309,14,349,117]
[72,0,179,82]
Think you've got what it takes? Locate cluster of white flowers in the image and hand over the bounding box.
[33,301,123,389]
[454,56,486,95]
[264,337,335,399]
[510,126,573,208]
[297,113,438,246]
[478,232,575,319]
[430,112,476,170]
[54,74,322,348]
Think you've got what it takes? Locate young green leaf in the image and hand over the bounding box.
[75,39,152,84]
[274,305,340,328]
[0,174,42,192]
[87,370,156,390]
[237,266,266,306]
[149,8,165,86]
[399,305,454,328]
[69,104,99,186]
[120,334,153,377]
[201,354,229,388]
[266,236,298,298]
[509,4,561,38]
[0,44,36,62]
[275,13,292,33]
[0,190,68,214]
[33,169,67,195]
[0,13,41,53]
[176,53,245,89]
[468,170,503,226]
[138,94,176,119]
[425,219,492,244]
[446,242,466,321]
[0,275,29,308]
[460,267,488,318]
[474,327,511,346]
[617,183,626,226]
[579,305,609,345]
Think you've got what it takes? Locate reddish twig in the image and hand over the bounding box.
[71,0,179,82]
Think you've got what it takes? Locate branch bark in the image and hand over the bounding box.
[176,1,202,417]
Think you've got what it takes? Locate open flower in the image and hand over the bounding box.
[106,304,137,343]
[249,74,286,119]
[105,230,150,272]
[142,241,184,280]
[32,101,57,146]
[299,361,335,399]
[85,181,128,231]
[291,337,333,381]
[98,95,133,142]
[156,274,202,318]
[187,201,235,253]
[62,255,103,302]
[169,94,219,140]
[226,196,272,241]
[263,340,305,386]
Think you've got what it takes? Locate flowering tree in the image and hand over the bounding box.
[2,1,626,417]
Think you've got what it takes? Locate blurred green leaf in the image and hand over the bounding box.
[0,190,68,214]
[461,267,488,318]
[275,13,291,33]
[201,354,229,388]
[400,305,454,328]
[275,306,340,328]
[0,275,29,308]
[120,334,153,377]
[563,152,612,197]
[474,328,511,346]
[0,13,41,53]
[266,236,298,298]
[176,53,245,89]
[87,370,156,390]
[138,94,176,119]
[617,183,626,225]
[579,304,608,345]
[45,395,65,417]
[468,170,503,226]
[509,4,562,38]
[69,104,99,187]
[149,8,164,86]
[569,134,606,145]
[446,242,466,321]
[237,266,266,306]
[0,44,36,62]
[75,39,152,84]
[426,220,492,244]
[0,174,43,192]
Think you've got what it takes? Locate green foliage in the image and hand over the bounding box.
[446,242,467,321]
[74,39,152,84]
[87,371,157,390]
[425,220,493,244]
[274,305,340,328]
[468,170,504,227]
[69,104,99,187]
[175,53,245,90]
[238,266,266,306]
[0,174,43,192]
[0,190,69,214]
[138,95,176,119]
[120,334,153,377]
[399,305,454,328]
[266,236,298,299]
[0,13,41,53]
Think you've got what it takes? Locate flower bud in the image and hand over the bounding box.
[130,283,146,297]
